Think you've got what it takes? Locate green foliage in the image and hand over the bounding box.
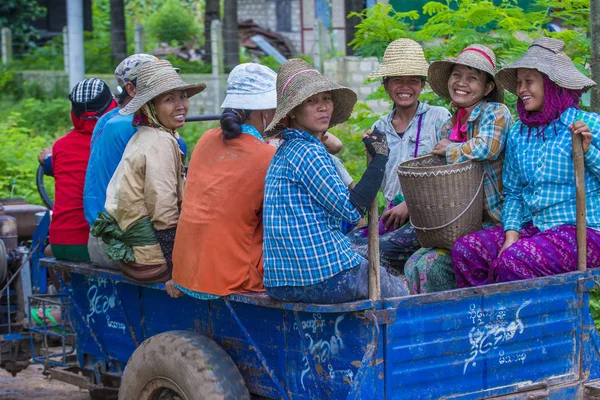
[590,289,600,330]
[0,0,45,51]
[348,4,418,60]
[0,111,55,205]
[146,0,202,45]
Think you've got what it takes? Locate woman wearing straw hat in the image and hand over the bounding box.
[171,63,277,300]
[452,37,600,287]
[91,59,206,288]
[347,38,451,275]
[262,58,409,303]
[403,44,513,294]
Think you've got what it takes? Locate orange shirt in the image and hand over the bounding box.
[172,128,275,296]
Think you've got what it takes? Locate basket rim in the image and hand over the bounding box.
[397,155,480,177]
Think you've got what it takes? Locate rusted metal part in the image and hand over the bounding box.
[53,273,117,372]
[48,366,93,389]
[2,203,47,238]
[110,281,140,347]
[0,214,18,251]
[223,299,291,400]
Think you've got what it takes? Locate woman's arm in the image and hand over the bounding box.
[322,132,343,155]
[501,130,527,233]
[297,145,362,225]
[572,112,600,179]
[445,104,512,164]
[144,137,181,230]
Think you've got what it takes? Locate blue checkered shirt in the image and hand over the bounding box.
[263,129,363,287]
[502,108,600,232]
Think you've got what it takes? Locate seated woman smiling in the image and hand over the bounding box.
[91,59,205,292]
[262,59,409,303]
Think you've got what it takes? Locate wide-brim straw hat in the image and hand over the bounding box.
[368,38,429,79]
[428,44,504,103]
[496,37,596,95]
[266,58,357,132]
[120,59,206,115]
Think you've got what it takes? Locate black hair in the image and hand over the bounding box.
[221,108,253,140]
[116,78,137,106]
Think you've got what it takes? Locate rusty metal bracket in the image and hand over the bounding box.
[356,308,395,325]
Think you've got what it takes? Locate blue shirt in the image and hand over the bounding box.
[83,109,135,226]
[502,108,600,232]
[263,129,363,288]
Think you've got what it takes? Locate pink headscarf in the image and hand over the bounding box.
[517,74,583,138]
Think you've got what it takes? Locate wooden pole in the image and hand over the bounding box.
[367,154,381,301]
[591,0,600,113]
[572,132,587,272]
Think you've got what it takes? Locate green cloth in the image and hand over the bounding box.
[90,212,157,264]
[51,244,90,262]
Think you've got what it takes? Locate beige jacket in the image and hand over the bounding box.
[105,126,185,265]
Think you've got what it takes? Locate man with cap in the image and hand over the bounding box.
[83,54,186,270]
[46,78,118,261]
[347,38,451,275]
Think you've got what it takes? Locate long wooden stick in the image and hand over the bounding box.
[572,132,587,272]
[367,154,381,301]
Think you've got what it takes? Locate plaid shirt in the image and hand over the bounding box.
[263,129,363,287]
[439,101,513,222]
[502,108,600,232]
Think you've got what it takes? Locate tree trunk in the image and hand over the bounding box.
[591,0,600,113]
[222,0,240,69]
[110,0,127,63]
[345,0,366,56]
[204,0,220,63]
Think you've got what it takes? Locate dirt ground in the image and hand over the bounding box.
[0,364,90,400]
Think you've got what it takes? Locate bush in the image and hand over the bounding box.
[0,112,55,205]
[146,0,201,45]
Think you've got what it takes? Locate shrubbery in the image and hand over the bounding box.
[146,0,202,45]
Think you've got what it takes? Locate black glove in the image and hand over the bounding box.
[363,128,389,158]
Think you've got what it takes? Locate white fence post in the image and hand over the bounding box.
[1,28,12,64]
[66,0,85,89]
[313,20,325,73]
[211,19,224,114]
[62,26,69,73]
[134,24,145,54]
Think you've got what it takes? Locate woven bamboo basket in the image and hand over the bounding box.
[397,155,485,250]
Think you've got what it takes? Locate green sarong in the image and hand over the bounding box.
[90,212,157,264]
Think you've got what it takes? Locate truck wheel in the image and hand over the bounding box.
[118,330,249,400]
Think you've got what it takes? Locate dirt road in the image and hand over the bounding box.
[0,364,89,400]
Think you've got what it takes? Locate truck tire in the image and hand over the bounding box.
[118,330,249,400]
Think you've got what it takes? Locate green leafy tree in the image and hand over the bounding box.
[0,0,45,51]
[348,4,419,59]
[146,0,202,45]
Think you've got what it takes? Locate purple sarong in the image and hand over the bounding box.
[451,223,600,287]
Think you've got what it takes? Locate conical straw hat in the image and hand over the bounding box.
[428,44,504,103]
[368,38,429,79]
[266,59,357,132]
[496,37,596,95]
[120,59,206,115]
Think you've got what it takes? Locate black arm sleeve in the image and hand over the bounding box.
[349,154,388,216]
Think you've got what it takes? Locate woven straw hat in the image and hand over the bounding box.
[428,44,504,103]
[496,37,596,95]
[266,58,357,132]
[120,59,206,115]
[368,38,429,79]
